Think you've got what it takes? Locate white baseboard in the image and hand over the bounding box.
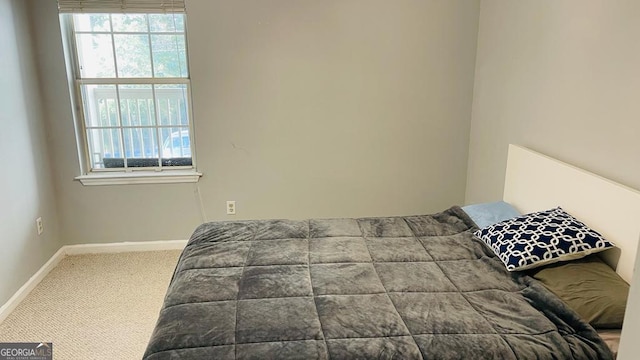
[0,240,187,324]
[0,247,66,324]
[64,240,188,255]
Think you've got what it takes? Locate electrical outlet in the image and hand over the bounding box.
[226,201,236,215]
[36,217,44,235]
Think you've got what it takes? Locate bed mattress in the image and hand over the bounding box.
[143,206,612,359]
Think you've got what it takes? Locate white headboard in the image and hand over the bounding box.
[503,144,640,283]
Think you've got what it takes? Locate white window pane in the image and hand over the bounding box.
[118,85,155,126]
[73,14,111,32]
[81,84,118,127]
[161,127,191,160]
[123,127,159,161]
[155,84,189,126]
[151,35,188,77]
[111,14,148,32]
[70,12,194,172]
[149,14,185,32]
[75,34,116,78]
[114,34,152,78]
[88,129,123,169]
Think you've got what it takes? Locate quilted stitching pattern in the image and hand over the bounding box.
[144,207,612,360]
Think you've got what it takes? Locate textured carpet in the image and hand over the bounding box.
[0,250,181,360]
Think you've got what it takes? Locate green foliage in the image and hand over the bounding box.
[76,13,187,78]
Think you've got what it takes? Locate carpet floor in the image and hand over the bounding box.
[0,250,181,359]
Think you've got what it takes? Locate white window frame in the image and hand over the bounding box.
[58,2,201,185]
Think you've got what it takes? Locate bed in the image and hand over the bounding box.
[143,145,640,360]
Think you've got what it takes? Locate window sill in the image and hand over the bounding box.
[75,170,202,186]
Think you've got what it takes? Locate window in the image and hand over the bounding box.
[58,0,200,184]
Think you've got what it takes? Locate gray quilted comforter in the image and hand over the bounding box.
[143,206,612,359]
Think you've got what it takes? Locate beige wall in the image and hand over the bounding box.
[0,0,62,304]
[466,0,640,204]
[31,0,480,244]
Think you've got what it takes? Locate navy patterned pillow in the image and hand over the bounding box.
[474,207,615,271]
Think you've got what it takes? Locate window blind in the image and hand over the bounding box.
[58,0,186,13]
